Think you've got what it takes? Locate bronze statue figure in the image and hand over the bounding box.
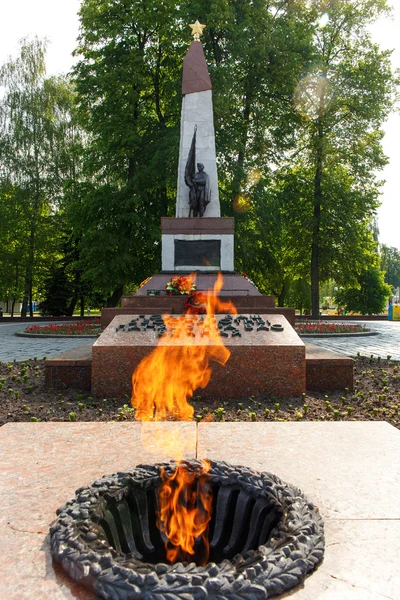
[184,126,211,217]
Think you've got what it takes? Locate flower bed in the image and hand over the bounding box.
[24,320,102,336]
[295,321,369,335]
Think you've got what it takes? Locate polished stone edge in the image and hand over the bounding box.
[15,331,98,339]
[299,332,377,338]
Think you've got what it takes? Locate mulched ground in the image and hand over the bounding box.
[1,355,399,429]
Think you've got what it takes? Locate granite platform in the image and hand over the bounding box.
[1,421,399,599]
[91,314,306,399]
[44,341,354,394]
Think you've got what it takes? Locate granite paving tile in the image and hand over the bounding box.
[197,421,400,520]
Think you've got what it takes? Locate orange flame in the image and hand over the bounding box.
[157,460,212,564]
[131,273,236,563]
[132,273,236,422]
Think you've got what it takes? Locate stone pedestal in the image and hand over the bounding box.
[92,314,305,399]
[161,217,234,271]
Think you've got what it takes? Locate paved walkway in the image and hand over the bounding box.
[1,319,400,362]
[302,320,400,360]
[0,322,95,362]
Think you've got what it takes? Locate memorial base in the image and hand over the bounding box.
[92,314,305,399]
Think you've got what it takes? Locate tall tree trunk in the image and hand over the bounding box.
[278,280,288,307]
[311,149,322,319]
[311,143,322,319]
[106,285,124,307]
[311,73,326,319]
[21,222,36,317]
[231,84,252,210]
[29,283,33,317]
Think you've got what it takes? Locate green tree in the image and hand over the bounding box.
[380,244,400,291]
[71,0,185,303]
[335,263,391,315]
[0,38,78,316]
[289,0,396,317]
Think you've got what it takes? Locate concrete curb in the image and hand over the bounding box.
[298,331,377,338]
[15,332,99,339]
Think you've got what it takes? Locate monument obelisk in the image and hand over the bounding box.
[161,20,234,272]
[176,20,220,218]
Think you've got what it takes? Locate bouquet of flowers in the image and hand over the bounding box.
[165,275,196,295]
[185,291,207,314]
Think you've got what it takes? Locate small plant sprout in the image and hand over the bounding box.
[216,407,225,421]
[302,393,306,401]
[265,408,270,417]
[195,414,202,422]
[333,410,339,421]
[22,405,29,412]
[347,407,353,416]
[249,412,257,422]
[78,403,84,412]
[387,355,392,361]
[274,403,280,413]
[30,416,39,422]
[296,411,302,421]
[303,404,309,415]
[69,412,77,422]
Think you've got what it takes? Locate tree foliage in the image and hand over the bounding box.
[335,263,392,315]
[0,38,78,315]
[1,3,397,312]
[380,244,400,291]
[282,0,396,316]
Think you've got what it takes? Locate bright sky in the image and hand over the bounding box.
[0,0,399,251]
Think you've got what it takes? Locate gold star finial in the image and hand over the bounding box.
[189,19,206,41]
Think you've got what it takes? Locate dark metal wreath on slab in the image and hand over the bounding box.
[50,460,324,599]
